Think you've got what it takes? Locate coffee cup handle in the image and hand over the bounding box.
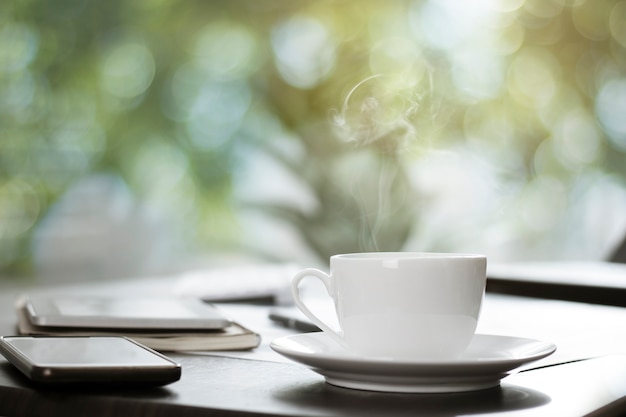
[291,268,344,346]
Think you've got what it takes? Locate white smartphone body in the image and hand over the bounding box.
[0,336,181,386]
[23,295,232,330]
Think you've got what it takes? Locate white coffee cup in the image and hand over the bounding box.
[291,252,487,360]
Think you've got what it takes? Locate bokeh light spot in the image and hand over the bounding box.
[490,22,525,56]
[186,81,252,150]
[572,0,613,41]
[596,78,626,150]
[99,41,155,99]
[508,47,559,108]
[553,109,602,169]
[0,180,40,238]
[609,1,626,48]
[411,0,494,51]
[452,51,504,100]
[0,71,36,115]
[491,0,525,13]
[194,21,262,80]
[271,16,336,89]
[130,138,191,206]
[0,22,39,73]
[523,0,564,19]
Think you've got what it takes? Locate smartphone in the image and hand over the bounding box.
[0,336,181,386]
[23,295,231,330]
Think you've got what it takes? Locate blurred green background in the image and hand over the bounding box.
[2,0,626,280]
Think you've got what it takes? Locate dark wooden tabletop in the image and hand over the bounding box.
[2,349,626,417]
[1,277,626,416]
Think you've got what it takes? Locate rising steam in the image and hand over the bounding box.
[330,72,435,150]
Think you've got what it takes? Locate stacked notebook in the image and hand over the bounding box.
[14,295,261,352]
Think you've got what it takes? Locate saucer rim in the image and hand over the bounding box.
[270,333,556,368]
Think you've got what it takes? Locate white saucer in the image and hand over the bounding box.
[270,333,556,393]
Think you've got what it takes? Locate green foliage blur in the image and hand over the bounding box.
[1,0,626,276]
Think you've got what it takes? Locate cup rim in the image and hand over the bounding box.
[331,252,486,261]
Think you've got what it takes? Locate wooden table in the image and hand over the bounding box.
[1,276,626,416]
